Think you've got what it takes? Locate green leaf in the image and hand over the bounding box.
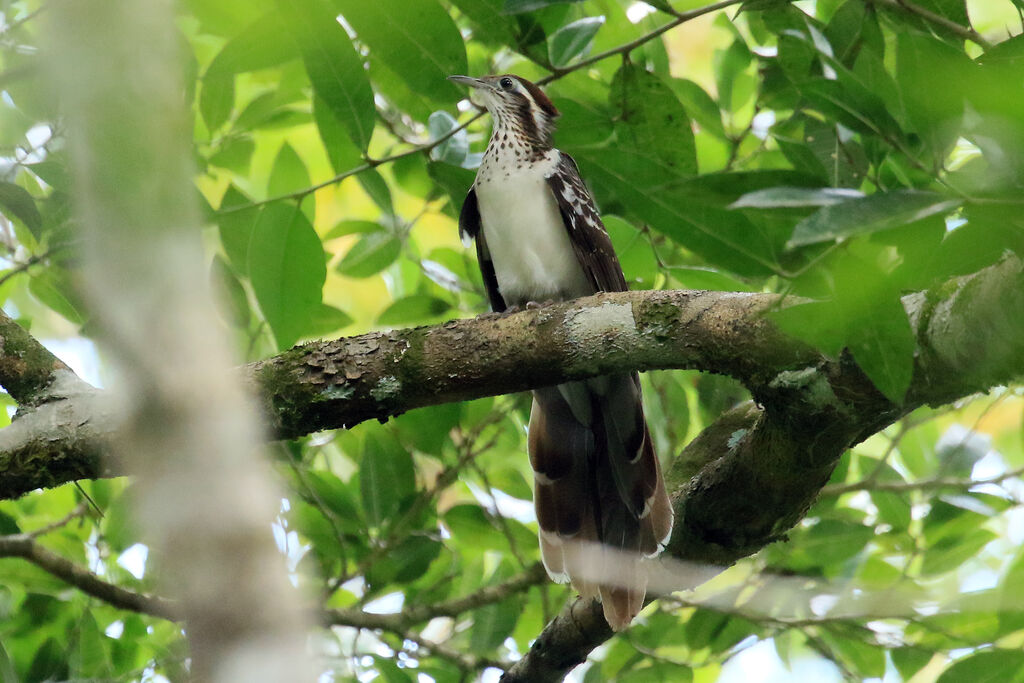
[306,304,354,337]
[28,269,84,325]
[360,430,416,527]
[26,637,67,683]
[373,656,415,683]
[267,142,310,197]
[72,611,109,676]
[392,403,462,456]
[268,142,314,222]
[779,518,874,572]
[921,529,997,575]
[304,470,361,523]
[428,111,469,166]
[204,10,299,80]
[797,76,902,139]
[667,78,726,140]
[444,505,497,550]
[892,648,934,680]
[325,220,383,240]
[377,295,451,326]
[937,651,1024,683]
[334,0,467,102]
[426,161,476,204]
[610,63,697,178]
[788,191,960,248]
[281,0,376,150]
[217,185,258,276]
[312,95,364,175]
[896,32,972,161]
[845,284,916,404]
[336,231,401,279]
[208,136,255,173]
[247,203,326,349]
[504,0,582,13]
[367,534,443,585]
[604,215,658,288]
[210,255,251,328]
[551,97,614,148]
[470,600,520,651]
[548,17,604,68]
[356,168,395,215]
[0,182,42,234]
[448,0,518,44]
[199,73,234,133]
[731,187,864,209]
[573,148,778,276]
[201,10,300,132]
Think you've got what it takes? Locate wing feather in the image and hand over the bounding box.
[545,152,628,293]
[459,187,506,312]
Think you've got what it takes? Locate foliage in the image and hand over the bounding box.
[1,0,1023,681]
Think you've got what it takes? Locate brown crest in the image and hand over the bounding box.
[511,75,560,119]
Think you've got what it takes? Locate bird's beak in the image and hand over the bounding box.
[448,75,490,90]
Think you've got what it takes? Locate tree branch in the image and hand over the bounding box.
[3,256,1022,501]
[325,562,547,632]
[0,533,179,620]
[0,307,80,406]
[880,0,993,50]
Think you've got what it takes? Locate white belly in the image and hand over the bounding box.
[475,165,592,306]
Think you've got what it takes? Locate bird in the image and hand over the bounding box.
[448,73,673,630]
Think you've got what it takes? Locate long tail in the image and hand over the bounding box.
[528,374,673,631]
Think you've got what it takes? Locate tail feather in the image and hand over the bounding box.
[529,376,673,631]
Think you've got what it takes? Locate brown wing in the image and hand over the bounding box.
[544,152,628,293]
[537,151,673,630]
[459,187,506,312]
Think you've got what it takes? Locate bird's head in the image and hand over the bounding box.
[448,74,560,148]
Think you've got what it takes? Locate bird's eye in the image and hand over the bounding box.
[499,77,514,90]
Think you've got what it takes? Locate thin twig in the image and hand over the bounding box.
[884,0,993,50]
[26,502,88,538]
[326,562,546,630]
[536,0,744,85]
[215,111,484,215]
[0,3,49,38]
[823,464,1024,497]
[0,244,70,290]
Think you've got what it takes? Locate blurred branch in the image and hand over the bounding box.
[0,533,179,620]
[26,501,88,537]
[879,0,994,50]
[0,4,49,38]
[215,111,484,215]
[326,562,546,631]
[823,463,1024,497]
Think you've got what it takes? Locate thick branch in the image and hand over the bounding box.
[0,308,78,405]
[3,257,1023,500]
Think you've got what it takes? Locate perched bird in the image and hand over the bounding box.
[449,74,673,630]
